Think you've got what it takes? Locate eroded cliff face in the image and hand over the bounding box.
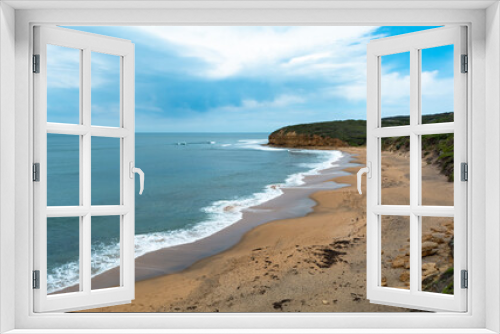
[268,130,348,148]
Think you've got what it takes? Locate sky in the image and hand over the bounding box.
[47,26,454,132]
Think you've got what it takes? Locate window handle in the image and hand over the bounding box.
[129,162,145,195]
[357,162,371,195]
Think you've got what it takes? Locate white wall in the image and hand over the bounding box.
[485,2,500,333]
[0,2,16,333]
[3,4,495,332]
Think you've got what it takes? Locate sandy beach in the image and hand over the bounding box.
[84,146,454,312]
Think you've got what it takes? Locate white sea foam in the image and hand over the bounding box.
[236,139,288,151]
[47,140,344,293]
[285,150,342,186]
[47,262,82,293]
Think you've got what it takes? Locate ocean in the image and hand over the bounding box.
[46,132,344,293]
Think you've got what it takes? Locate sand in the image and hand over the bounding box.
[85,147,454,313]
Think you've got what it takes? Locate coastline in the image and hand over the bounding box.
[86,146,383,312]
[64,148,351,292]
[83,146,454,312]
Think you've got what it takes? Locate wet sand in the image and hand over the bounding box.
[83,147,454,312]
[69,152,354,291]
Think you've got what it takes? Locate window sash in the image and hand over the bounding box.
[366,26,467,312]
[33,25,136,313]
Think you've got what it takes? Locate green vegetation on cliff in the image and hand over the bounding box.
[270,112,453,147]
[380,112,453,127]
[269,112,454,181]
[269,119,367,147]
[380,113,454,181]
[422,267,454,295]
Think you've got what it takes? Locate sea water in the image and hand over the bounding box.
[46,133,343,293]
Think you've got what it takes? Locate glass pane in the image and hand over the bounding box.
[421,134,454,206]
[91,216,121,290]
[47,44,80,124]
[421,45,454,124]
[47,217,80,295]
[381,215,410,289]
[421,217,454,294]
[91,52,121,127]
[381,137,410,205]
[91,137,120,205]
[47,134,79,206]
[381,52,410,127]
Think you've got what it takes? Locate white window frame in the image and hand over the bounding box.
[0,1,499,333]
[366,26,467,312]
[33,26,136,312]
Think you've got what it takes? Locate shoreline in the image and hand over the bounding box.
[84,145,453,312]
[62,148,352,293]
[86,146,377,312]
[265,143,350,151]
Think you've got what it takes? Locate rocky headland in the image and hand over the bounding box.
[268,130,348,148]
[89,112,455,313]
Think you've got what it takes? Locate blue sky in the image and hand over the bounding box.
[48,26,453,132]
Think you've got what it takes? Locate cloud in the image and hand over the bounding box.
[285,52,333,66]
[136,103,323,133]
[220,94,306,112]
[46,43,121,99]
[135,26,379,79]
[330,69,453,114]
[137,103,164,113]
[421,70,453,96]
[381,72,411,104]
[60,26,452,131]
[47,45,80,89]
[91,52,120,88]
[421,70,454,114]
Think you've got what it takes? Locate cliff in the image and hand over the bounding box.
[268,119,366,148]
[268,112,454,181]
[268,131,349,148]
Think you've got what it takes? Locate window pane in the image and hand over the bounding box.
[421,45,454,124]
[421,134,454,206]
[421,217,454,294]
[91,216,121,290]
[381,215,410,289]
[381,52,410,127]
[91,137,120,205]
[47,134,80,206]
[47,217,80,295]
[381,137,410,205]
[91,52,121,127]
[47,44,80,124]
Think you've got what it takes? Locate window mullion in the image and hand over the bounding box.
[409,47,420,294]
[82,47,92,294]
[122,52,135,291]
